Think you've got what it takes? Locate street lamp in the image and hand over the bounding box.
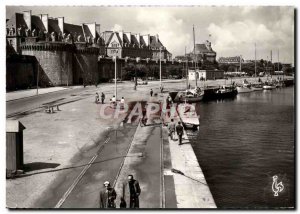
[113,55,117,99]
[159,46,162,88]
[36,57,40,95]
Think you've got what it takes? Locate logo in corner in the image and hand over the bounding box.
[272,175,284,197]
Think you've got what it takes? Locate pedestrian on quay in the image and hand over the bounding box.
[101,92,105,104]
[160,86,164,93]
[120,97,125,109]
[176,121,184,145]
[168,118,176,140]
[99,181,117,208]
[95,92,99,103]
[150,89,153,97]
[121,174,141,208]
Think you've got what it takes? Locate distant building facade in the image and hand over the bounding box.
[187,40,216,63]
[188,69,224,81]
[218,56,244,64]
[6,10,173,89]
[101,31,172,60]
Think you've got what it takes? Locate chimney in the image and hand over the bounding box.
[118,31,123,46]
[57,17,64,34]
[136,33,140,47]
[40,14,49,32]
[23,10,32,30]
[155,34,159,42]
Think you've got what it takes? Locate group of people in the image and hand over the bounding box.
[99,175,141,209]
[95,92,105,104]
[168,119,184,145]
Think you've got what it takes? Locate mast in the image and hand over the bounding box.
[271,50,273,78]
[254,43,257,78]
[185,46,188,89]
[193,24,197,87]
[239,55,242,72]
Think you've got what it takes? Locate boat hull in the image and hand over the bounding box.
[263,85,276,90]
[177,104,200,129]
[252,87,263,91]
[214,89,238,99]
[237,86,253,93]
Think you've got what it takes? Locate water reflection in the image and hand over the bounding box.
[189,87,294,208]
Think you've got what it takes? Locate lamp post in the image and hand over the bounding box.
[159,46,162,88]
[113,55,117,100]
[36,57,40,95]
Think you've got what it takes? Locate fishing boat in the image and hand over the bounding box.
[214,85,238,99]
[263,82,276,90]
[175,87,204,103]
[177,103,200,129]
[237,79,253,93]
[252,83,263,91]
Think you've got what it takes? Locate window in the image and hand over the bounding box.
[112,43,118,48]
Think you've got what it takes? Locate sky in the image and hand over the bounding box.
[6,6,295,64]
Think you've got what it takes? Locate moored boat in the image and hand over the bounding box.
[252,83,263,91]
[177,103,200,129]
[215,85,238,99]
[237,79,253,93]
[263,84,276,90]
[175,87,204,103]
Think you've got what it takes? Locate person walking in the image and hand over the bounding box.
[121,174,141,208]
[176,121,184,145]
[150,89,153,97]
[120,97,125,109]
[168,119,176,140]
[99,181,117,208]
[101,92,105,104]
[95,92,99,103]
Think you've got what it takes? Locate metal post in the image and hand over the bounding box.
[160,47,162,88]
[239,55,243,76]
[193,25,197,87]
[67,55,69,87]
[36,57,39,95]
[254,43,257,78]
[114,56,117,100]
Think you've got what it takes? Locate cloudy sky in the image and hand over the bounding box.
[6,6,295,64]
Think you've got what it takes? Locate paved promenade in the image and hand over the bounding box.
[6,87,68,101]
[8,77,289,208]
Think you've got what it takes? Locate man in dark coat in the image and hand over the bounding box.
[176,121,184,145]
[101,92,105,104]
[121,175,141,208]
[99,181,117,208]
[150,89,153,97]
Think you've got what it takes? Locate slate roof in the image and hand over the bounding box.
[48,18,61,34]
[149,36,163,49]
[31,15,47,32]
[194,44,215,54]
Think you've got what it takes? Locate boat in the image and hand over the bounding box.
[175,87,204,103]
[252,83,263,91]
[214,85,238,99]
[177,103,200,129]
[237,79,253,93]
[263,83,276,90]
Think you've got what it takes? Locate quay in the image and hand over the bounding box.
[6,76,293,208]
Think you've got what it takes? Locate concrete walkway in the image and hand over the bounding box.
[162,96,216,208]
[114,101,163,208]
[166,130,216,208]
[6,87,68,101]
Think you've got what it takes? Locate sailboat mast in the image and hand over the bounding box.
[278,49,280,71]
[193,25,197,87]
[185,46,188,89]
[254,43,257,78]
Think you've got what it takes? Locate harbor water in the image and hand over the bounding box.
[188,87,294,208]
